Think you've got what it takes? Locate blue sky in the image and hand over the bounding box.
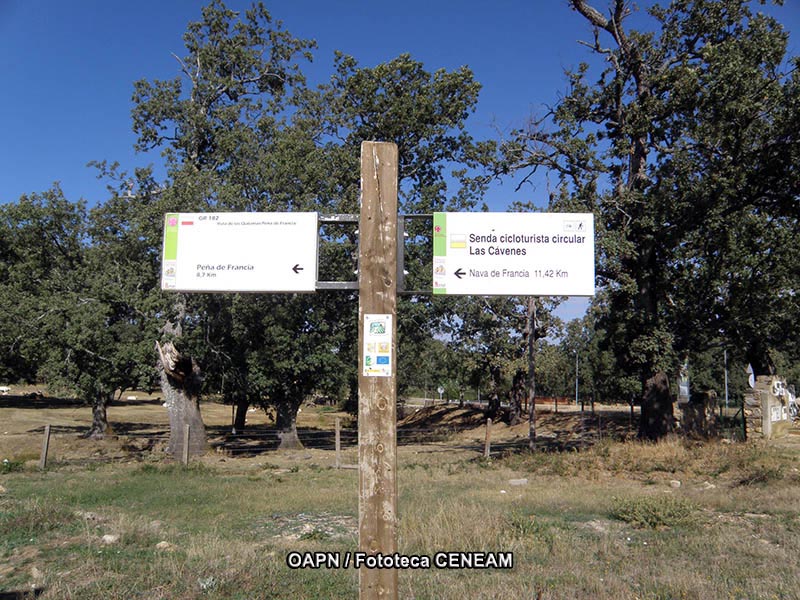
[0,0,589,206]
[2,0,798,205]
[1,0,798,320]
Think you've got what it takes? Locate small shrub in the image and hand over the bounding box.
[610,495,697,529]
[1,458,25,474]
[503,512,560,553]
[506,511,539,538]
[736,463,784,487]
[299,529,331,541]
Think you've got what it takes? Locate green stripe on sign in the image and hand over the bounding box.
[163,214,179,260]
[433,212,447,294]
[433,212,446,257]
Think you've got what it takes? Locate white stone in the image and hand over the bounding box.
[101,534,120,545]
[155,541,176,552]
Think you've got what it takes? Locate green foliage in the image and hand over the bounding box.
[0,188,86,383]
[610,495,698,529]
[502,0,800,407]
[314,52,489,213]
[131,0,314,168]
[125,1,495,433]
[437,295,562,414]
[1,0,501,440]
[298,529,331,541]
[505,510,541,539]
[1,458,25,473]
[0,183,160,424]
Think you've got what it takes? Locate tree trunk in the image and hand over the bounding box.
[156,341,207,459]
[275,400,303,450]
[233,395,249,432]
[83,390,112,440]
[509,370,525,426]
[638,371,673,441]
[486,365,502,419]
[487,392,500,419]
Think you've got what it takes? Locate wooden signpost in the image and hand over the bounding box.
[160,141,403,599]
[160,140,594,600]
[357,141,399,598]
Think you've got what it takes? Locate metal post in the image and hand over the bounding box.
[358,141,398,600]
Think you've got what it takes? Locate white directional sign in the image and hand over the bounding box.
[432,212,595,296]
[161,212,318,292]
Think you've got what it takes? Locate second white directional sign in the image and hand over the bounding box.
[432,212,595,296]
[161,212,318,292]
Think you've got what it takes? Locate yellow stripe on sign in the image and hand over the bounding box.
[450,234,466,249]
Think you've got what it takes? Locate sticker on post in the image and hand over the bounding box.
[363,314,393,377]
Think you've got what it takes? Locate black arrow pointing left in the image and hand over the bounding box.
[454,268,466,279]
[292,264,304,274]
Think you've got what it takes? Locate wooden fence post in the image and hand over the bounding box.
[39,425,51,469]
[335,417,341,469]
[484,418,492,459]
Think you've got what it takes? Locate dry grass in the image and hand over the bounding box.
[2,399,800,598]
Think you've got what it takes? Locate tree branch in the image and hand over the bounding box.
[570,0,610,29]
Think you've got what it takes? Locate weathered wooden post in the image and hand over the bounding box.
[39,424,51,469]
[358,141,399,599]
[484,418,493,459]
[335,417,341,469]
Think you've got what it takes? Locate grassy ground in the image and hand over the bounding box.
[2,392,800,599]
